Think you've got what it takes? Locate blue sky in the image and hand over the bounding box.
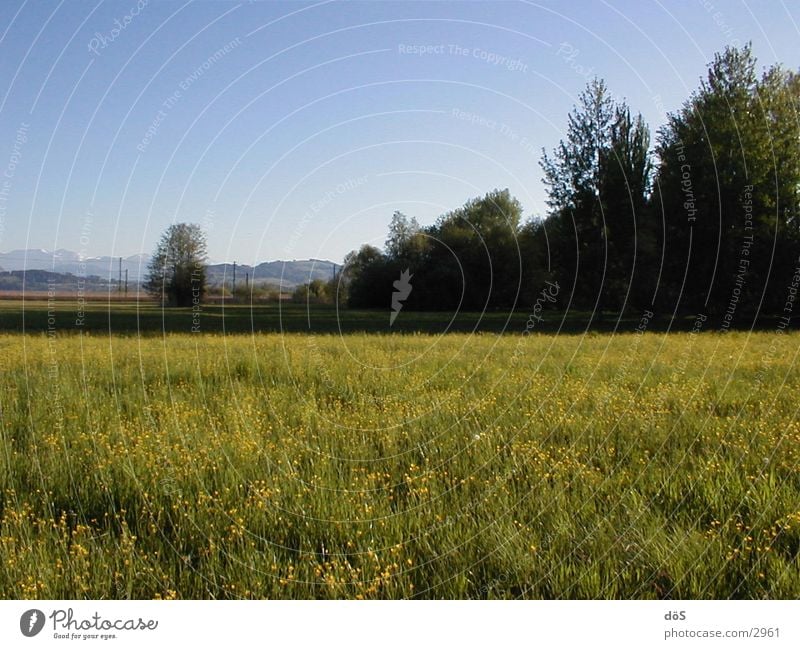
[0,0,798,265]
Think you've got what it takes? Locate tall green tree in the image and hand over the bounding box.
[654,44,800,316]
[385,211,421,259]
[342,244,391,308]
[344,191,526,312]
[384,211,430,299]
[541,79,652,313]
[428,189,524,309]
[145,223,208,307]
[599,105,653,310]
[751,65,800,312]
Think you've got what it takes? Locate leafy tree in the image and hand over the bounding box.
[384,211,430,287]
[344,192,525,312]
[517,217,556,306]
[428,189,524,310]
[385,211,421,259]
[292,278,329,303]
[145,223,208,307]
[541,79,652,314]
[336,47,800,320]
[343,244,393,308]
[599,105,653,310]
[654,44,800,315]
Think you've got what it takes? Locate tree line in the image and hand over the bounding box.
[339,45,800,321]
[145,45,799,320]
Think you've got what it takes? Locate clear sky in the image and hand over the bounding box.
[0,0,798,265]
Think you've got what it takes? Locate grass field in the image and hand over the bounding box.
[0,302,799,598]
[1,297,790,335]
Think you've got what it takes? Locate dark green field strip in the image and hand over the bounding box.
[0,300,790,335]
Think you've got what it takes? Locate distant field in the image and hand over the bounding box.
[0,298,793,335]
[0,297,605,334]
[0,328,798,598]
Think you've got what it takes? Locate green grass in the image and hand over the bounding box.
[1,322,798,599]
[0,298,789,335]
[0,298,595,335]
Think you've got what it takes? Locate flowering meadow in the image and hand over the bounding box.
[1,330,798,598]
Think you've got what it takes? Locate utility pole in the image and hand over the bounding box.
[245,272,249,292]
[232,261,236,296]
[119,257,122,293]
[124,269,128,297]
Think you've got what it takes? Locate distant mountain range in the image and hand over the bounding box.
[205,260,336,289]
[0,249,149,281]
[0,249,336,289]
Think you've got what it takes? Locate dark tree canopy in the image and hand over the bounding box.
[540,79,652,313]
[344,190,527,313]
[654,44,800,316]
[337,45,800,324]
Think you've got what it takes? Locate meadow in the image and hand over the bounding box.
[0,305,799,598]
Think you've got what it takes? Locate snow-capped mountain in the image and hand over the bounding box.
[0,250,337,287]
[0,249,150,280]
